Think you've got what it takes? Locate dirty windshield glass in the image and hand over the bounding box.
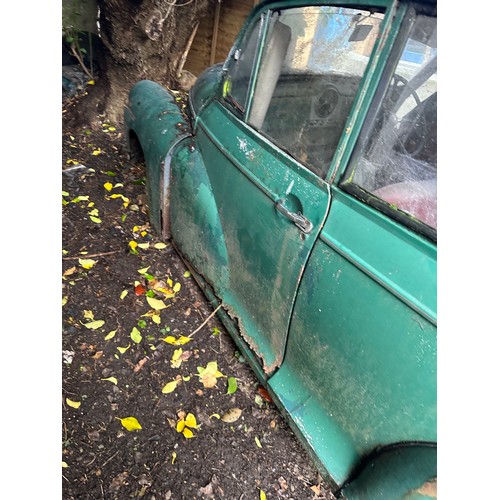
[248,6,384,178]
[346,14,437,231]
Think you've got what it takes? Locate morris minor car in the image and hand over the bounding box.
[124,0,437,497]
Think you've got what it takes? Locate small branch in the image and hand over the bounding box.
[187,304,222,338]
[69,44,94,80]
[63,251,119,260]
[176,22,199,78]
[209,2,221,66]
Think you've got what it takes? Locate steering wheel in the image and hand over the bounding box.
[391,74,420,109]
[389,74,427,157]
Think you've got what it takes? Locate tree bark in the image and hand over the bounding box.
[74,0,215,126]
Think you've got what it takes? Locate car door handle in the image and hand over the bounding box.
[274,198,313,234]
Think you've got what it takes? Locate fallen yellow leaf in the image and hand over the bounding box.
[66,398,81,409]
[120,290,128,300]
[117,344,130,354]
[162,335,191,346]
[130,327,142,343]
[154,243,168,249]
[185,413,197,427]
[103,182,113,191]
[162,379,180,394]
[101,377,118,385]
[146,296,167,310]
[110,193,130,208]
[182,427,194,438]
[175,413,199,438]
[79,258,97,269]
[71,195,89,202]
[82,320,105,330]
[171,348,183,368]
[116,416,142,431]
[104,329,117,340]
[197,361,225,388]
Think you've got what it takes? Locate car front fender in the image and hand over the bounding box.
[124,80,192,235]
[340,443,437,499]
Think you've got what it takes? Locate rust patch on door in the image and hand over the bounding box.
[223,302,283,375]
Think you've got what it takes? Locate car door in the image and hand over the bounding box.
[170,4,386,374]
[268,6,437,490]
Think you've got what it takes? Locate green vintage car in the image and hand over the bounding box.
[124,0,437,497]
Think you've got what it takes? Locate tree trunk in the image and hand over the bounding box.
[76,0,215,126]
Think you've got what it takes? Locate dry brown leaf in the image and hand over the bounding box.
[221,408,242,423]
[133,357,148,372]
[278,477,288,491]
[310,484,321,495]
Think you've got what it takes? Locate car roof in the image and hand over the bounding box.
[258,0,436,9]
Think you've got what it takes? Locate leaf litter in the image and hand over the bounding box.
[62,107,336,499]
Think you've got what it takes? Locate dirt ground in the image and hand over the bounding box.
[62,85,338,499]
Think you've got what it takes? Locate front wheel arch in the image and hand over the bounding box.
[127,129,145,164]
[340,442,437,499]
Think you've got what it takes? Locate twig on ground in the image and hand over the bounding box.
[63,251,119,260]
[187,304,222,338]
[101,450,120,468]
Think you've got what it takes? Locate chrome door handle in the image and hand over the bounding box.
[275,198,313,234]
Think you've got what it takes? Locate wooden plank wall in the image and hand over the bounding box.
[184,0,260,76]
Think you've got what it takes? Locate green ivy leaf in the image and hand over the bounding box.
[227,377,237,395]
[130,327,142,343]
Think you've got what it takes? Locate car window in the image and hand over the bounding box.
[224,16,263,113]
[343,13,437,232]
[248,6,385,179]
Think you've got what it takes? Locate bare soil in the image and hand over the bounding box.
[62,86,338,500]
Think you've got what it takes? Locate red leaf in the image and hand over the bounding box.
[257,386,273,402]
[134,284,146,296]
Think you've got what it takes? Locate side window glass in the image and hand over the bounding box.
[344,14,437,231]
[249,7,384,179]
[224,16,263,112]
